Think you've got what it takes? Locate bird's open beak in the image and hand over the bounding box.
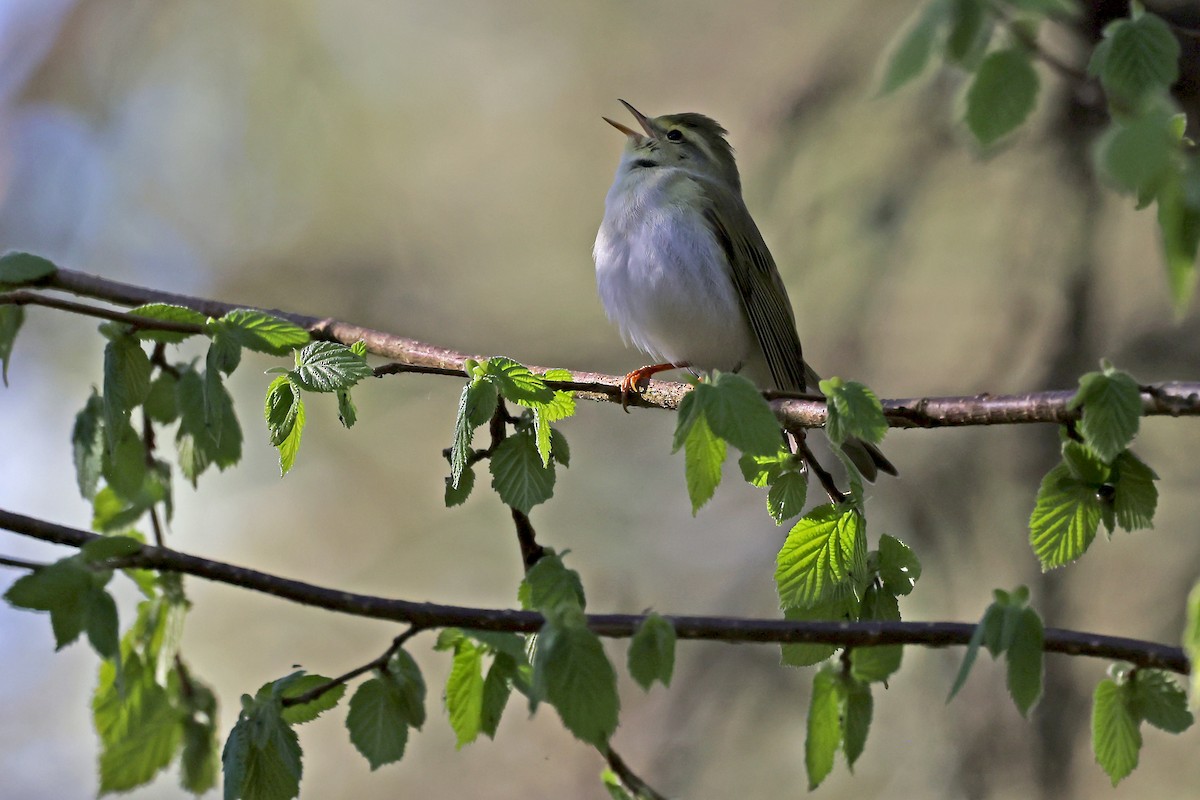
[603,99,657,140]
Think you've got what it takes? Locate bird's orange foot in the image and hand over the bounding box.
[619,362,687,411]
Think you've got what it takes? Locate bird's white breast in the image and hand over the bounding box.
[593,166,755,374]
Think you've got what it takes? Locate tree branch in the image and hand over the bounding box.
[27,268,1200,430]
[0,507,1186,673]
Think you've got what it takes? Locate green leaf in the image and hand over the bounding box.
[1028,462,1102,569]
[531,608,620,748]
[820,377,888,446]
[1185,582,1200,703]
[964,48,1040,147]
[842,678,873,770]
[103,335,153,447]
[445,464,475,507]
[264,376,300,446]
[1157,169,1200,315]
[336,389,357,428]
[875,534,922,596]
[767,470,808,524]
[1112,450,1158,531]
[1070,366,1142,463]
[450,379,497,487]
[0,305,22,385]
[288,341,374,392]
[682,410,725,514]
[144,371,179,423]
[628,613,676,690]
[489,430,555,514]
[1092,678,1141,786]
[1092,12,1180,108]
[276,394,305,477]
[277,674,345,725]
[127,303,207,344]
[1006,607,1044,716]
[776,504,865,610]
[878,0,949,94]
[519,553,586,613]
[446,639,486,748]
[780,595,857,667]
[346,677,412,769]
[221,702,302,800]
[948,604,1000,701]
[205,328,241,377]
[94,652,183,793]
[72,390,106,499]
[0,251,56,285]
[738,448,791,486]
[218,309,310,355]
[945,0,992,66]
[805,666,843,790]
[85,586,120,660]
[1131,670,1193,733]
[697,372,782,456]
[101,420,149,501]
[4,556,94,650]
[179,672,220,794]
[480,655,516,738]
[850,585,903,683]
[81,534,144,562]
[1096,110,1175,197]
[479,356,555,405]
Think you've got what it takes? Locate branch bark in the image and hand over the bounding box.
[0,508,1186,674]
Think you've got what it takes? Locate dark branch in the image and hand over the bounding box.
[0,290,206,335]
[0,554,48,571]
[0,508,1187,673]
[280,626,423,708]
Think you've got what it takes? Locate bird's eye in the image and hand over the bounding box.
[666,129,684,143]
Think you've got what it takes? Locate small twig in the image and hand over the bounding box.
[606,746,669,800]
[992,1,1091,84]
[0,554,47,570]
[0,290,205,335]
[797,438,846,505]
[281,626,423,708]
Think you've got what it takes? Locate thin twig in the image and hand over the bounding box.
[281,626,423,708]
[0,290,205,335]
[606,747,669,800]
[0,508,1186,673]
[798,439,845,505]
[0,554,48,570]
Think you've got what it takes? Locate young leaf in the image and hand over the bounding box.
[531,608,620,748]
[93,652,183,793]
[964,49,1040,147]
[221,702,302,800]
[1069,365,1142,463]
[780,595,857,667]
[489,430,555,514]
[875,534,922,596]
[480,655,517,738]
[479,356,554,405]
[697,372,782,456]
[127,303,207,344]
[1006,607,1044,716]
[820,378,888,446]
[72,391,106,499]
[948,605,999,701]
[627,612,676,690]
[347,677,412,769]
[805,666,843,790]
[683,410,725,514]
[1112,450,1158,531]
[945,0,991,66]
[1092,678,1141,786]
[446,639,486,748]
[144,371,180,423]
[103,335,153,445]
[445,464,475,507]
[767,470,808,524]
[1131,670,1193,733]
[519,553,586,613]
[336,388,357,428]
[1096,110,1175,197]
[0,305,23,385]
[289,341,374,392]
[1028,462,1102,569]
[218,309,310,355]
[776,504,865,610]
[878,0,949,94]
[0,251,56,285]
[849,585,903,683]
[842,678,873,770]
[277,674,345,725]
[1092,12,1180,108]
[4,556,95,650]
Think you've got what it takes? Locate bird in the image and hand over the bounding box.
[592,99,896,481]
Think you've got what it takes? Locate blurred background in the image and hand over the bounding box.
[0,1,1197,798]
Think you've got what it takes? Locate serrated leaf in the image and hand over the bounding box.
[144,371,179,423]
[446,639,485,748]
[1006,608,1044,716]
[682,410,725,514]
[480,356,554,405]
[519,553,585,613]
[1094,12,1180,108]
[776,504,865,610]
[178,672,219,794]
[697,372,782,456]
[850,586,903,683]
[221,703,302,800]
[1070,367,1142,463]
[1093,678,1141,785]
[265,376,300,446]
[876,534,922,596]
[1112,450,1158,531]
[346,678,411,769]
[767,470,808,524]
[127,303,207,344]
[1131,670,1193,733]
[277,675,345,725]
[288,341,374,392]
[102,420,148,501]
[276,395,305,477]
[1028,462,1102,569]
[964,48,1039,147]
[945,0,992,66]
[531,609,619,748]
[445,464,475,507]
[336,388,357,428]
[628,613,676,690]
[843,678,873,770]
[1096,110,1175,197]
[948,604,998,701]
[480,655,516,738]
[0,251,56,285]
[821,378,888,446]
[0,305,23,385]
[4,556,93,650]
[103,335,153,447]
[85,586,120,660]
[780,595,857,667]
[489,430,555,514]
[738,448,791,486]
[805,666,842,790]
[94,652,183,793]
[218,309,310,355]
[72,391,106,499]
[878,0,948,94]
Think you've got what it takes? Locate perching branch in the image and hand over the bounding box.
[15,267,1200,431]
[0,507,1187,674]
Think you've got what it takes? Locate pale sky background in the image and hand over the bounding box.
[0,2,1197,798]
